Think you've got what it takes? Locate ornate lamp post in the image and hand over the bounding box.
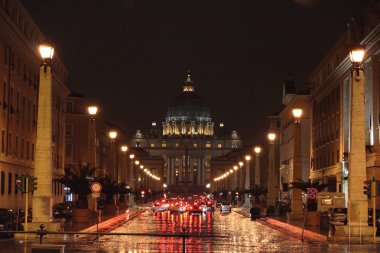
[345,45,370,238]
[88,105,98,175]
[121,145,128,184]
[267,132,277,208]
[108,130,118,181]
[290,107,303,216]
[254,146,262,186]
[32,42,60,229]
[128,154,135,206]
[243,155,252,208]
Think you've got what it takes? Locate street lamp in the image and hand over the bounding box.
[243,155,252,208]
[88,105,98,175]
[346,45,369,237]
[254,146,262,186]
[120,145,128,184]
[267,131,277,208]
[33,42,56,227]
[108,130,118,182]
[128,153,135,206]
[290,107,303,217]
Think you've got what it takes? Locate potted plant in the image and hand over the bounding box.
[58,163,95,222]
[98,175,119,215]
[245,185,267,214]
[289,179,329,225]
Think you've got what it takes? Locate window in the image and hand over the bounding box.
[161,143,167,148]
[26,141,29,160]
[21,138,24,159]
[217,144,222,148]
[65,124,73,136]
[66,101,73,113]
[205,143,211,148]
[65,143,73,159]
[150,143,155,148]
[27,100,31,129]
[14,174,18,194]
[193,143,198,148]
[8,173,11,194]
[175,143,179,148]
[1,171,4,194]
[31,143,34,161]
[15,136,18,157]
[1,130,4,153]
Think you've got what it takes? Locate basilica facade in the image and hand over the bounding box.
[129,73,243,192]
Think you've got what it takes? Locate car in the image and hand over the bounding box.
[368,208,380,235]
[205,200,214,212]
[152,202,169,212]
[169,202,187,213]
[220,201,232,213]
[188,203,204,215]
[0,209,18,238]
[328,207,347,225]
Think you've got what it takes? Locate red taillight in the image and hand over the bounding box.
[229,205,232,208]
[171,204,174,207]
[190,206,193,210]
[207,201,211,205]
[199,207,202,210]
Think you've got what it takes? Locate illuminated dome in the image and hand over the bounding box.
[163,72,214,136]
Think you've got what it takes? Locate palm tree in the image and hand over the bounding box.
[289,179,329,211]
[245,184,267,205]
[97,175,119,204]
[58,163,96,209]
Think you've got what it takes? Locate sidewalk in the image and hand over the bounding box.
[235,208,327,242]
[62,206,146,236]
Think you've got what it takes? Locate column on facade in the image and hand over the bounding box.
[189,158,194,184]
[171,157,176,184]
[197,157,201,185]
[166,157,171,185]
[179,157,183,182]
[201,157,205,185]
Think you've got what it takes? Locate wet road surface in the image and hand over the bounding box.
[0,208,380,252]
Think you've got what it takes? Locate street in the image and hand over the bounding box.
[0,207,379,252]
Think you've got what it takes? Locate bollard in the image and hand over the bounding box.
[182,227,187,253]
[37,224,47,245]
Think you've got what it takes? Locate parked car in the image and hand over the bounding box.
[17,208,32,223]
[0,209,18,238]
[328,207,347,225]
[220,201,232,213]
[53,202,75,219]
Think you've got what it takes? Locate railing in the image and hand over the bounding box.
[0,225,226,253]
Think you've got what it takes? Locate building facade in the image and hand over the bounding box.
[309,1,380,205]
[130,73,243,193]
[0,0,69,209]
[279,77,310,200]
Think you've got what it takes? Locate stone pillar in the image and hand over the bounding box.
[33,64,53,224]
[189,158,194,184]
[166,157,171,185]
[243,158,251,209]
[291,121,303,215]
[200,157,205,185]
[197,158,201,185]
[171,157,176,184]
[347,69,370,232]
[255,155,260,185]
[88,118,98,175]
[129,159,134,190]
[179,157,183,182]
[267,143,277,207]
[239,167,243,190]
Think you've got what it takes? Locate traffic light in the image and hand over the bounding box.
[363,180,372,198]
[16,175,26,193]
[28,176,38,193]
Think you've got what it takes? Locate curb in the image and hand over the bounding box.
[79,208,145,234]
[235,210,327,242]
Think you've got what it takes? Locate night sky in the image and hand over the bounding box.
[22,0,370,146]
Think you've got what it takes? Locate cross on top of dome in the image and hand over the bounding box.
[183,70,194,92]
